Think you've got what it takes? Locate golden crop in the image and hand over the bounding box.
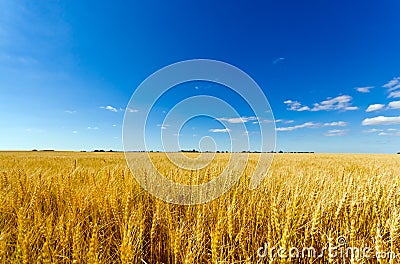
[0,151,399,263]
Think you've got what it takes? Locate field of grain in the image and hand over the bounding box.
[0,151,399,263]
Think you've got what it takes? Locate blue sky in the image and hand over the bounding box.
[0,0,400,153]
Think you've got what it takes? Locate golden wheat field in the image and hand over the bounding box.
[0,151,399,263]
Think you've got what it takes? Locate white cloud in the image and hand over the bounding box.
[363,101,400,112]
[324,129,346,137]
[383,77,400,92]
[378,131,400,137]
[311,95,358,111]
[298,106,311,111]
[260,119,276,124]
[157,124,169,130]
[72,131,78,134]
[366,104,385,112]
[363,128,383,133]
[344,106,359,111]
[284,95,358,112]
[388,91,400,98]
[275,119,294,124]
[217,116,258,124]
[87,126,99,130]
[254,119,294,124]
[209,128,231,133]
[283,100,310,111]
[388,101,400,109]
[64,110,77,114]
[276,122,319,131]
[100,105,118,112]
[356,86,374,93]
[363,128,400,135]
[276,120,348,131]
[126,108,139,113]
[362,116,400,126]
[323,121,347,127]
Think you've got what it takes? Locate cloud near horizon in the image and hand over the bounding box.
[324,129,346,137]
[363,128,383,133]
[277,121,347,131]
[323,121,347,127]
[284,95,358,112]
[276,122,319,131]
[378,131,400,137]
[363,128,400,136]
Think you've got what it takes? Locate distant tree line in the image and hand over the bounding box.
[32,149,400,154]
[181,149,199,153]
[180,150,232,153]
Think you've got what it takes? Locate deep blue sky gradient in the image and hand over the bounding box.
[0,0,399,152]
